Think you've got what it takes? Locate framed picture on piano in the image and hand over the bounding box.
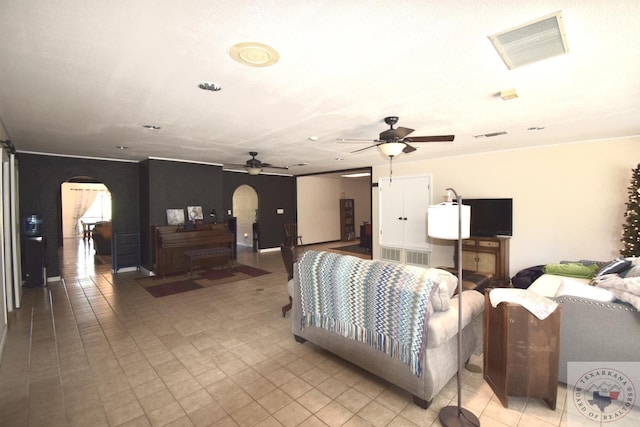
[187,206,203,222]
[166,209,185,225]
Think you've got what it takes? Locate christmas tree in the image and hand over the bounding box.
[621,163,640,257]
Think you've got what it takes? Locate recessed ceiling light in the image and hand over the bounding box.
[116,146,128,150]
[527,126,546,131]
[335,157,344,161]
[142,125,161,130]
[199,82,221,91]
[308,136,319,141]
[230,42,280,67]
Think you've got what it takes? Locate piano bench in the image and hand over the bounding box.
[185,247,232,277]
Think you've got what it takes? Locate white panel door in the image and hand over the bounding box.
[378,178,405,247]
[379,175,431,249]
[401,175,430,249]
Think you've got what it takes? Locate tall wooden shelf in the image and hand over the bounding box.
[339,199,355,241]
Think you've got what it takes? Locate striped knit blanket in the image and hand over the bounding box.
[297,250,438,376]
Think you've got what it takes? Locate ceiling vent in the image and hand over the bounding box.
[488,11,569,70]
[474,131,508,139]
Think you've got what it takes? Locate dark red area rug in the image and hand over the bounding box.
[137,264,271,298]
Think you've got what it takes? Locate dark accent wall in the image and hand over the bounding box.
[141,160,296,267]
[222,171,296,249]
[17,153,297,277]
[142,159,224,269]
[17,153,140,277]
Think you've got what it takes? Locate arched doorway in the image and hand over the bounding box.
[232,185,258,249]
[59,177,112,275]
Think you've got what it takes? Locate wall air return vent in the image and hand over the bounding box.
[405,250,430,267]
[489,11,569,70]
[380,247,402,263]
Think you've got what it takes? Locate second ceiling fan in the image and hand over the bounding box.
[339,116,455,156]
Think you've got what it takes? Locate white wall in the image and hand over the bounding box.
[372,137,639,275]
[297,175,371,245]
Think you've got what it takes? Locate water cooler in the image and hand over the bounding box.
[23,215,46,287]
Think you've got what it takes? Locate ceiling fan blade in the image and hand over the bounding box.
[337,138,378,143]
[350,143,380,153]
[260,163,289,170]
[405,135,455,142]
[380,126,414,141]
[402,143,417,154]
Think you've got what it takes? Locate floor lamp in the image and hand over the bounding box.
[428,188,480,427]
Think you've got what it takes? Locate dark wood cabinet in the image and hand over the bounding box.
[459,236,510,285]
[339,199,355,241]
[483,291,561,410]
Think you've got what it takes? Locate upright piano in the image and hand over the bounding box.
[153,224,235,276]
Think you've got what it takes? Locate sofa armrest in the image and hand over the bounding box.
[427,290,484,349]
[554,295,640,384]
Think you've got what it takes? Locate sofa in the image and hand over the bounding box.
[92,221,112,255]
[525,258,640,385]
[291,250,484,409]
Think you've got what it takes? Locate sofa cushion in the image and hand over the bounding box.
[555,277,615,302]
[529,274,589,297]
[624,265,640,278]
[595,258,632,277]
[427,290,484,348]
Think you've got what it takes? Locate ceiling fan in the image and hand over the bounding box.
[338,116,455,156]
[226,152,289,175]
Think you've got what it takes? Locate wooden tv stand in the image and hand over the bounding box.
[456,235,510,286]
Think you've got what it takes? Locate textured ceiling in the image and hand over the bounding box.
[0,1,638,175]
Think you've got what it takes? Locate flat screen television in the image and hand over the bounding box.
[463,198,513,237]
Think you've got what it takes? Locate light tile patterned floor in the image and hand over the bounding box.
[0,239,568,426]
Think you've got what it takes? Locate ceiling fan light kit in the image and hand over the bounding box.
[378,142,405,157]
[339,116,455,155]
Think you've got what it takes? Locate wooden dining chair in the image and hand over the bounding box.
[283,223,303,247]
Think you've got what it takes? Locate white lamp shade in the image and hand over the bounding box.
[427,202,471,240]
[247,167,262,175]
[378,142,405,157]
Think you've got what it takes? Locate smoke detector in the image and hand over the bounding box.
[500,89,518,100]
[489,11,569,70]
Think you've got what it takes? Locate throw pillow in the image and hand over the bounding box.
[429,270,458,312]
[431,278,451,312]
[595,258,632,277]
